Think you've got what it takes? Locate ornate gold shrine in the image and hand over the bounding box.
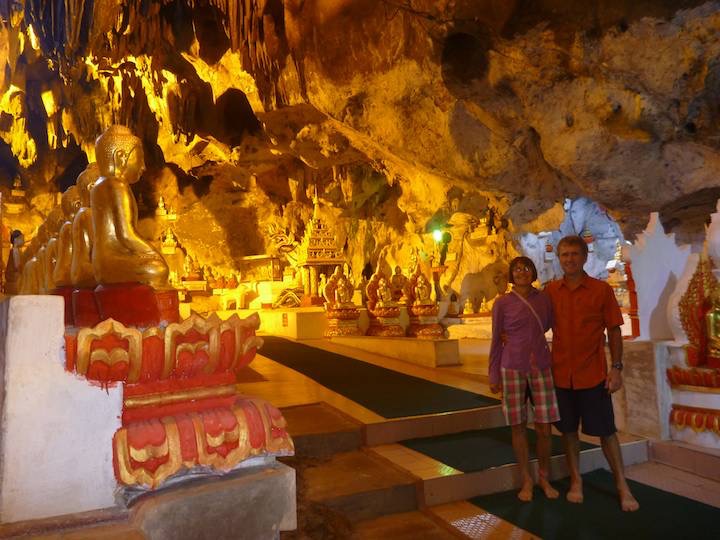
[296,191,345,306]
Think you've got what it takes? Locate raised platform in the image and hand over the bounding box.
[444,316,492,339]
[0,460,296,540]
[330,336,461,368]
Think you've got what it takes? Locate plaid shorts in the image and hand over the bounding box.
[501,366,560,426]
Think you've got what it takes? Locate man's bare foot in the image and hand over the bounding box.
[517,479,534,502]
[566,481,584,503]
[538,478,559,499]
[620,489,639,511]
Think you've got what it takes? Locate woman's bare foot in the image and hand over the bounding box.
[517,479,534,502]
[566,481,584,503]
[620,489,639,511]
[538,478,559,499]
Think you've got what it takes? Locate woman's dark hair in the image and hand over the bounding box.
[508,256,538,284]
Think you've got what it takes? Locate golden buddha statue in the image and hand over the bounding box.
[376,277,396,307]
[43,208,64,292]
[390,266,408,302]
[90,125,168,288]
[706,283,720,361]
[4,229,24,294]
[413,274,434,306]
[53,185,81,287]
[71,163,99,287]
[335,275,355,307]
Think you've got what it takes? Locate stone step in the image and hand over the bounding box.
[650,439,720,482]
[282,402,363,458]
[427,500,538,539]
[364,405,505,446]
[301,449,419,523]
[352,510,467,539]
[371,435,648,507]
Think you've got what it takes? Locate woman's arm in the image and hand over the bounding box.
[488,297,505,389]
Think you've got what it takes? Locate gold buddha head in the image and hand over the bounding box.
[95,125,145,184]
[76,162,100,207]
[61,185,81,218]
[46,207,64,235]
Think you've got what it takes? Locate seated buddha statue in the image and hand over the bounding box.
[334,275,355,307]
[43,208,64,292]
[390,266,408,302]
[413,274,434,306]
[71,163,99,287]
[90,125,168,288]
[706,284,720,360]
[53,185,81,287]
[376,277,396,307]
[4,229,24,294]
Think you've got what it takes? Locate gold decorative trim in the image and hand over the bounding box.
[77,318,142,382]
[164,313,220,377]
[114,418,183,487]
[123,384,238,408]
[672,384,720,394]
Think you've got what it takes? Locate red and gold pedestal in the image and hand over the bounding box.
[366,305,405,337]
[325,306,362,337]
[407,304,445,339]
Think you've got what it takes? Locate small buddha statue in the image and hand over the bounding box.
[413,274,434,306]
[90,125,169,288]
[335,275,355,307]
[71,163,100,287]
[464,297,475,315]
[43,208,64,292]
[377,277,395,307]
[390,266,408,302]
[4,229,24,294]
[53,185,81,287]
[706,284,720,360]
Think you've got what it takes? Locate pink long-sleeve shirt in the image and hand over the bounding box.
[488,288,554,386]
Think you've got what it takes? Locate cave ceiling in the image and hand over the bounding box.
[1,0,720,266]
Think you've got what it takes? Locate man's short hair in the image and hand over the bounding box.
[508,256,538,284]
[557,235,589,257]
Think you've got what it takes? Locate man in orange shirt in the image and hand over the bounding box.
[546,235,639,512]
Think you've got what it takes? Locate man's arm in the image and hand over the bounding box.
[606,325,623,393]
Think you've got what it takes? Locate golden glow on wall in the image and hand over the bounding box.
[0,84,37,167]
[26,24,40,50]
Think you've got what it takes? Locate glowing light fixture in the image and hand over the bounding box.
[433,229,443,243]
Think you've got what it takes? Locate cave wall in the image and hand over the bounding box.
[1,0,720,276]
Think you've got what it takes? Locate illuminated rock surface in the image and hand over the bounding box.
[2,1,720,271]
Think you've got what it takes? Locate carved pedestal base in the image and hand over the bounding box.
[54,286,75,325]
[72,287,101,327]
[366,317,405,337]
[367,305,405,337]
[407,304,444,339]
[91,283,180,327]
[325,307,362,337]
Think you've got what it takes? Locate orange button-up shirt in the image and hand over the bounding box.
[545,274,623,389]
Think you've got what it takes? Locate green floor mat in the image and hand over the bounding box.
[471,469,719,539]
[401,426,595,472]
[259,336,499,418]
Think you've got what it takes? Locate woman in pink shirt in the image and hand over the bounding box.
[488,256,560,501]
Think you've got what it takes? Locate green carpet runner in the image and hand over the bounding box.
[471,469,718,539]
[259,336,499,418]
[401,426,594,472]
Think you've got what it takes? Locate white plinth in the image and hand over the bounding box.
[0,296,123,523]
[445,316,493,339]
[330,336,461,367]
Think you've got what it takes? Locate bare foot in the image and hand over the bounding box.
[517,479,534,502]
[566,481,584,504]
[620,489,639,512]
[538,478,559,499]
